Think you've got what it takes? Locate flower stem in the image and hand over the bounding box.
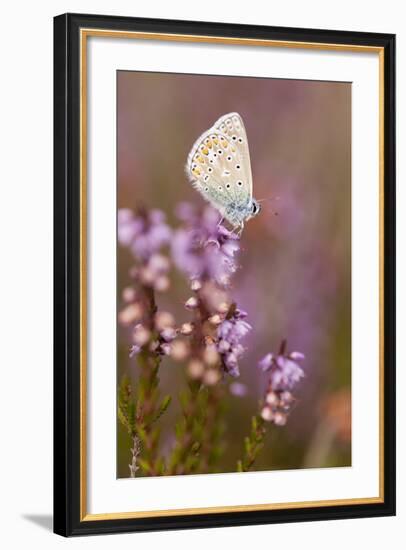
[237,415,267,472]
[129,434,141,478]
[199,384,225,473]
[167,379,202,475]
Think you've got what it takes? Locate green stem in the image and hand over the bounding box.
[237,415,267,472]
[167,380,202,475]
[199,384,225,473]
[134,350,162,475]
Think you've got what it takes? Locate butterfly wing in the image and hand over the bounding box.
[186,113,253,226]
[213,112,253,202]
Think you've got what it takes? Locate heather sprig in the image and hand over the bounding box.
[118,208,173,476]
[118,203,306,477]
[258,340,305,426]
[237,415,267,473]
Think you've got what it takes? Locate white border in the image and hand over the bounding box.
[87,36,380,514]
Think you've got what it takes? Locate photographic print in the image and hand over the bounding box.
[116,71,351,478]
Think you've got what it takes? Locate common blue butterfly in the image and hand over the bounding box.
[186,112,260,233]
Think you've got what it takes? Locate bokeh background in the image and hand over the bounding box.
[117,71,351,477]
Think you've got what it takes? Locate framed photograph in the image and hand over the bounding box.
[54,13,396,536]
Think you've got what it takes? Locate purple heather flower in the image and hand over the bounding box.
[117,209,144,246]
[118,208,172,262]
[175,202,198,223]
[160,343,172,356]
[258,343,305,424]
[229,382,248,397]
[171,204,240,286]
[160,327,177,342]
[258,353,274,372]
[258,348,305,390]
[216,307,252,377]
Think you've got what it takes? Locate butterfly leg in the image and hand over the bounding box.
[217,215,225,228]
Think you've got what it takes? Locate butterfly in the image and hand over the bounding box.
[186,112,260,233]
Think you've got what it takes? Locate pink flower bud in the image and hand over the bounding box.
[217,302,230,314]
[148,253,170,273]
[154,311,175,331]
[208,314,222,325]
[160,343,171,355]
[154,275,170,292]
[139,266,156,286]
[261,406,274,422]
[280,391,293,405]
[265,391,279,407]
[203,368,221,386]
[185,296,198,309]
[203,345,220,366]
[132,324,151,347]
[170,340,190,361]
[187,359,205,379]
[190,279,202,291]
[180,322,194,335]
[289,351,305,361]
[122,286,137,303]
[118,303,143,325]
[273,412,287,426]
[160,327,177,342]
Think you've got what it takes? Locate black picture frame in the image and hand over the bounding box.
[54,12,396,536]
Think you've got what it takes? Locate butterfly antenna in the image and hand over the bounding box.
[257,196,280,216]
[257,195,280,204]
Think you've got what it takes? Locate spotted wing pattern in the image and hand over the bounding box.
[186,113,253,226]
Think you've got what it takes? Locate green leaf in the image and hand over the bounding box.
[152,394,172,423]
[117,404,129,432]
[137,458,152,474]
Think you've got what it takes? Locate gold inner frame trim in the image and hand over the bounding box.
[79,27,385,521]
